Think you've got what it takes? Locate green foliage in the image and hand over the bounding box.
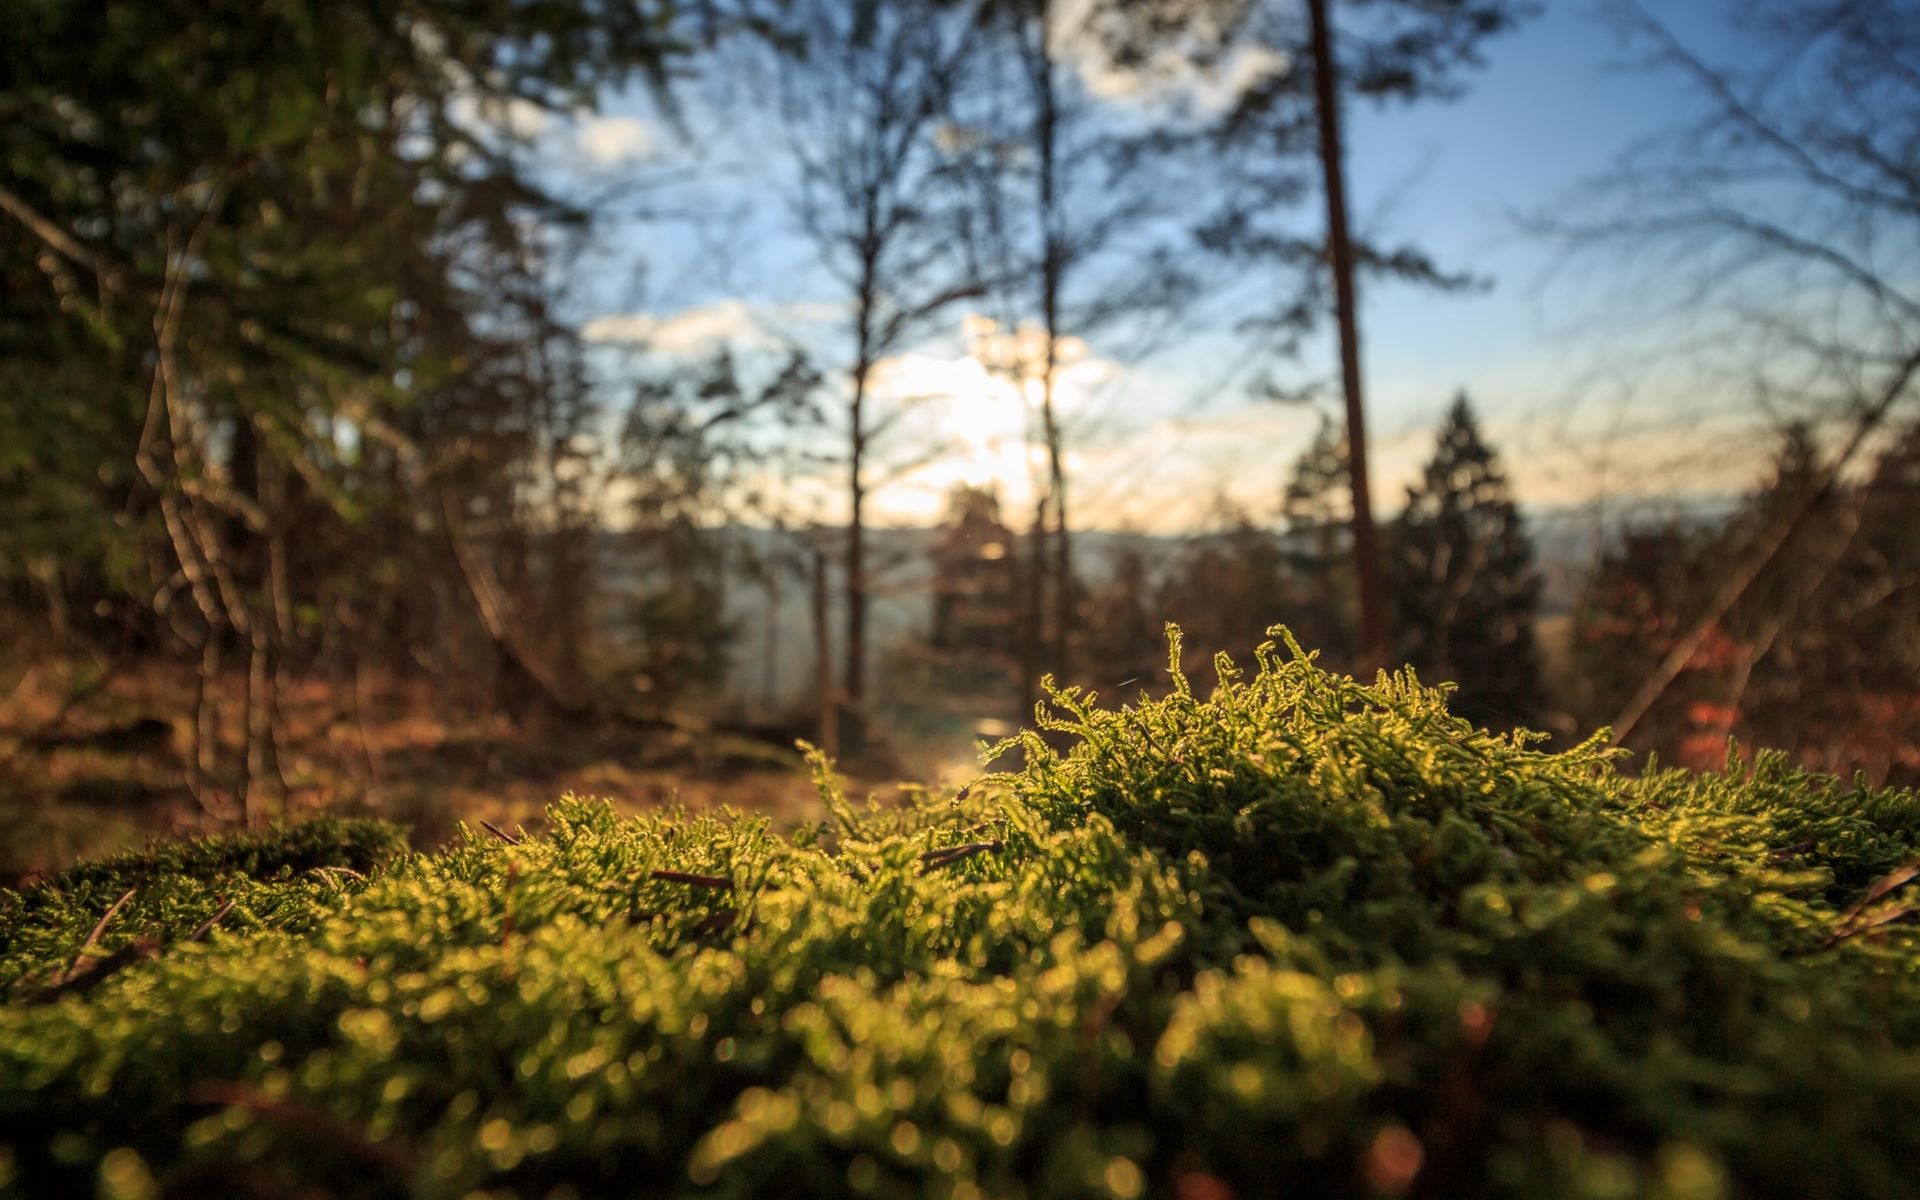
[4,629,1920,1198]
[0,818,410,997]
[0,0,689,655]
[1388,394,1544,729]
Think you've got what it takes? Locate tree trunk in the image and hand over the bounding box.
[1307,0,1390,670]
[1040,365,1070,683]
[1022,496,1049,710]
[813,542,839,758]
[845,360,869,706]
[1035,15,1074,686]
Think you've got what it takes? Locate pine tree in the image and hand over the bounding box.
[1388,394,1543,728]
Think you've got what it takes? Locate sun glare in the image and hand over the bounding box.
[864,315,1121,524]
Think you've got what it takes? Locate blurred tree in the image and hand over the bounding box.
[1388,394,1543,728]
[761,0,986,714]
[1098,0,1532,669]
[1277,411,1356,660]
[1156,497,1294,671]
[1574,421,1920,784]
[1573,520,1726,762]
[0,0,699,815]
[1078,538,1165,697]
[1541,0,1920,743]
[922,484,1021,696]
[958,0,1201,695]
[1713,422,1919,783]
[617,348,823,710]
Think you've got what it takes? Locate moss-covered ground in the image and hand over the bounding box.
[3,631,1918,1199]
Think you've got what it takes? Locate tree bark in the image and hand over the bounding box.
[845,358,869,706]
[1034,17,1074,686]
[1307,0,1391,670]
[813,541,839,757]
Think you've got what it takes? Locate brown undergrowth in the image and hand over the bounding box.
[0,650,832,880]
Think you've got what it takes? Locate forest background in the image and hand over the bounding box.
[3,0,1915,876]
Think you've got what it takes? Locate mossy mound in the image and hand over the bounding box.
[3,630,1918,1199]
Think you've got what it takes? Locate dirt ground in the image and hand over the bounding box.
[0,647,971,882]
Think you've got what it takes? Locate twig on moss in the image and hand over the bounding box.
[24,938,160,1005]
[1825,857,1920,948]
[688,909,739,940]
[479,819,523,845]
[21,893,236,1005]
[70,886,138,978]
[183,896,235,944]
[651,870,732,890]
[920,841,1004,874]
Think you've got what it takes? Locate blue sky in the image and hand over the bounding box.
[538,1,1777,531]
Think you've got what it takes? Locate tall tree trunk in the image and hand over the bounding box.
[1034,15,1073,685]
[1040,361,1070,681]
[1022,496,1049,711]
[1307,0,1390,670]
[813,541,839,758]
[763,550,782,716]
[845,359,869,706]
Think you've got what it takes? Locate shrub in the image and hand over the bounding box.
[2,629,1917,1199]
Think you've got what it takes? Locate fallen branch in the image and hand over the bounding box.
[651,870,732,890]
[21,895,232,1005]
[69,886,138,979]
[479,819,523,846]
[183,896,236,944]
[920,841,1004,874]
[1825,857,1920,948]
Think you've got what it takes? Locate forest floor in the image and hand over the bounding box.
[0,645,966,883]
[0,619,1588,882]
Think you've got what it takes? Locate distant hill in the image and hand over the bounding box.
[591,497,1740,711]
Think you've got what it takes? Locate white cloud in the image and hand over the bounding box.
[1075,42,1290,113]
[576,114,654,165]
[582,298,840,356]
[584,299,767,354]
[1044,0,1290,115]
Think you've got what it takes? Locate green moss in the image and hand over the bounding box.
[0,817,410,997]
[2,629,1916,1199]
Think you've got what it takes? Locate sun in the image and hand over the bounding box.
[939,362,1028,485]
[863,316,1117,524]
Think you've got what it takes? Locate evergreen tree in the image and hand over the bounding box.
[1388,394,1543,728]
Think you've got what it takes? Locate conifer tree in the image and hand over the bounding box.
[1388,393,1543,727]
